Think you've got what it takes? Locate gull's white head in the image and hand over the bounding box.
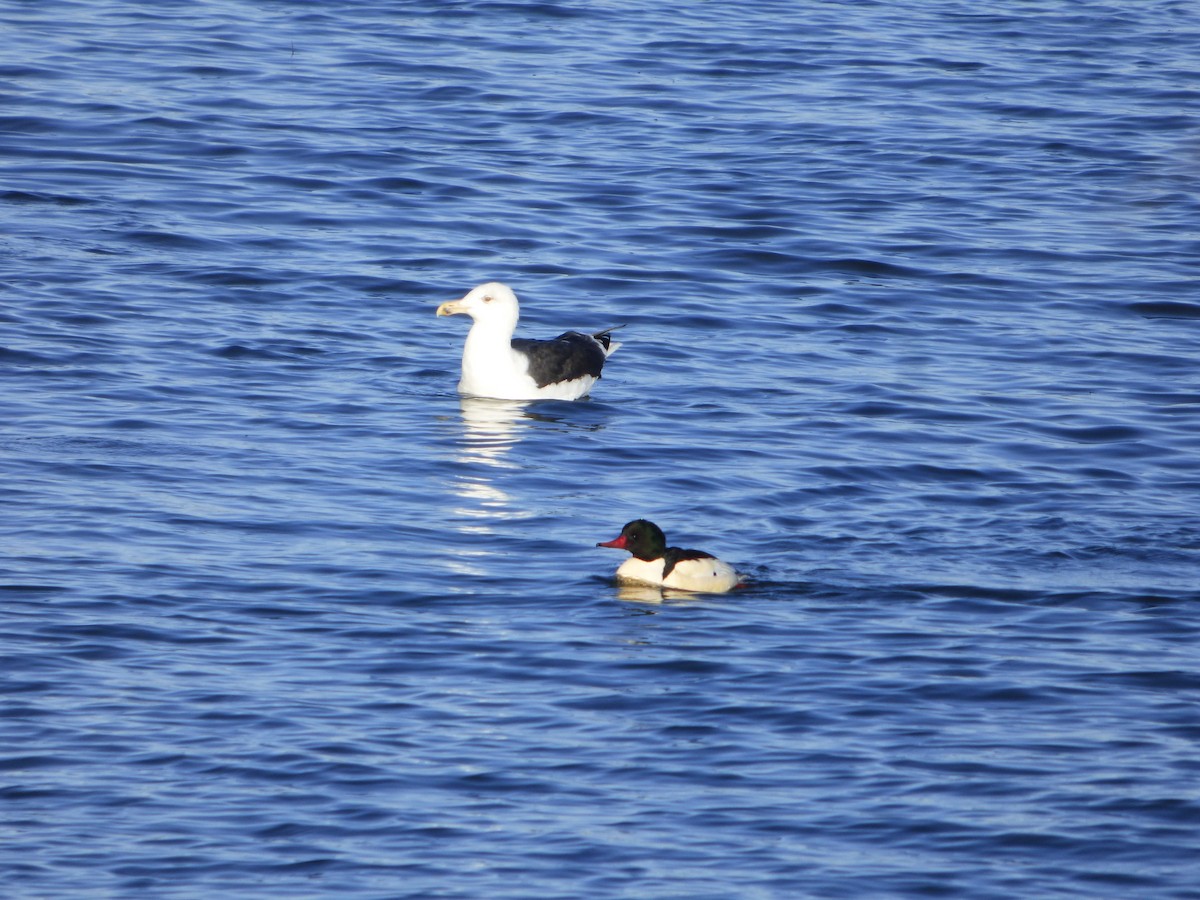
[436,282,520,330]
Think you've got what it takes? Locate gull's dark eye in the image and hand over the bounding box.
[482,295,493,303]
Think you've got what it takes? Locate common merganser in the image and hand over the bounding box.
[597,519,741,593]
[436,282,621,401]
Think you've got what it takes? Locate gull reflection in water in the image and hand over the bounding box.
[444,397,607,577]
[456,397,529,469]
[444,398,532,576]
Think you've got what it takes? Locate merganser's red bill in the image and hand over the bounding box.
[596,535,628,550]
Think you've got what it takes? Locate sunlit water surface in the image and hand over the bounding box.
[3,2,1200,897]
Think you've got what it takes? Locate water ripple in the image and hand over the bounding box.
[3,1,1200,898]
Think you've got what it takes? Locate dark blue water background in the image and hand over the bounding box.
[3,1,1200,897]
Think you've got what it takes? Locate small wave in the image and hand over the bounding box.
[1128,300,1200,319]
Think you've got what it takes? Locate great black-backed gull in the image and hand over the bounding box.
[436,282,621,401]
[597,519,742,593]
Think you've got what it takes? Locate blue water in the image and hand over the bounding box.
[3,1,1200,896]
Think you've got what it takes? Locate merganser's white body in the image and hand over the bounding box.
[613,555,741,593]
